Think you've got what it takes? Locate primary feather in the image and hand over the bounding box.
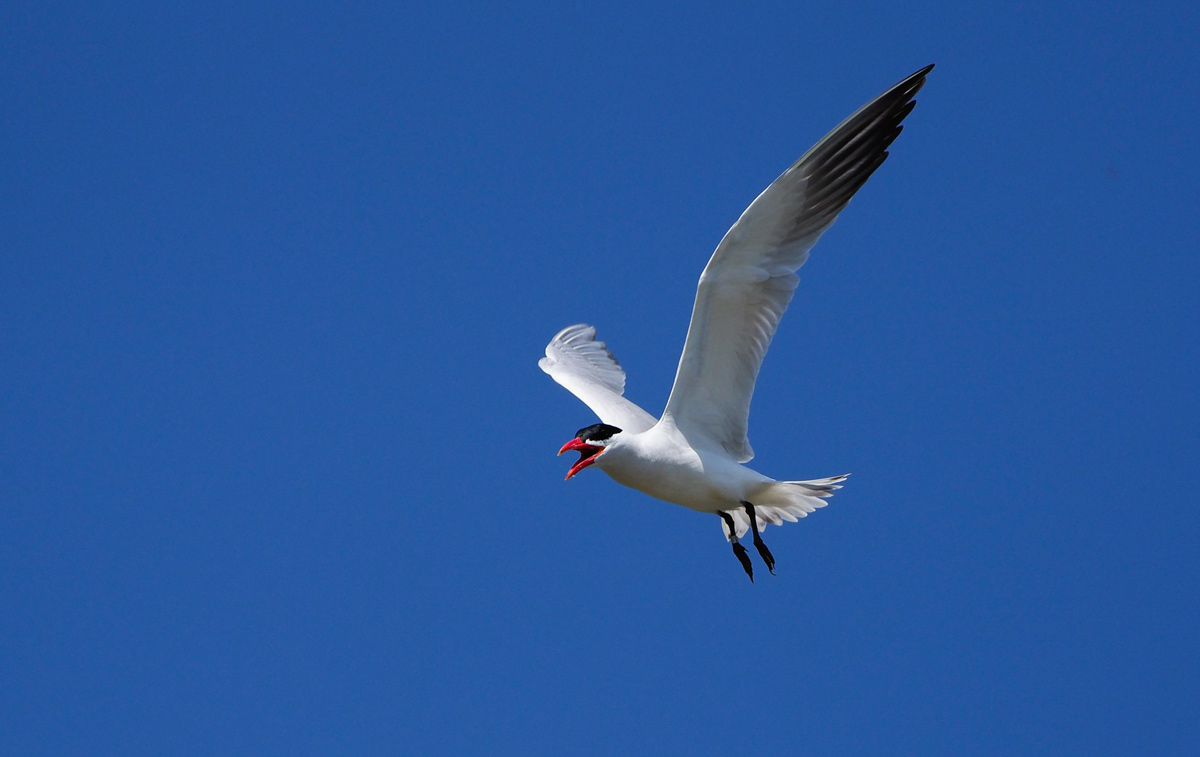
[539,324,657,433]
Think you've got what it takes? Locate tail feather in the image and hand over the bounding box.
[722,474,849,540]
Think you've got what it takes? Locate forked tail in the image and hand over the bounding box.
[722,474,850,540]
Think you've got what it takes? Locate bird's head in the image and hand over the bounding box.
[558,423,622,480]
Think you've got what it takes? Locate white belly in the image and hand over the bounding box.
[594,427,770,513]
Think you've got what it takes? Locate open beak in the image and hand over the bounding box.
[558,437,605,480]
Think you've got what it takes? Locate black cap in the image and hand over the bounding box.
[574,423,622,442]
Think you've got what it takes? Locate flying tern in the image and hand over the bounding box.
[540,65,933,580]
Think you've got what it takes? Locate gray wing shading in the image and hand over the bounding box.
[660,65,933,461]
[539,324,658,433]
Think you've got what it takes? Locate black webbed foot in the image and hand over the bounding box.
[742,500,776,575]
[732,542,754,582]
[753,534,776,575]
[719,511,754,582]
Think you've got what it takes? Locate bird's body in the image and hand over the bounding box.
[596,420,764,511]
[541,65,933,579]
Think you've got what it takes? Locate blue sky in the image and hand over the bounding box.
[3,1,1198,753]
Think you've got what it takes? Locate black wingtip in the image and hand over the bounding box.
[909,63,936,79]
[896,64,935,96]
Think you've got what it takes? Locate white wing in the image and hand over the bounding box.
[661,65,933,461]
[539,324,658,433]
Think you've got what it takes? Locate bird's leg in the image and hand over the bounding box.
[718,511,754,582]
[741,501,776,575]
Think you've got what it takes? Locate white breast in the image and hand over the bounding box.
[595,425,771,513]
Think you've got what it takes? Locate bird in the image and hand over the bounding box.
[539,65,933,581]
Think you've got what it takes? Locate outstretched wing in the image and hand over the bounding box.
[539,324,658,433]
[660,65,933,461]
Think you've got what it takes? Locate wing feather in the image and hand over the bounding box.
[539,324,658,433]
[660,65,933,460]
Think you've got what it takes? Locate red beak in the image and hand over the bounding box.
[558,437,604,480]
[557,437,588,456]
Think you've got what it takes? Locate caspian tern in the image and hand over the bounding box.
[540,65,933,580]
